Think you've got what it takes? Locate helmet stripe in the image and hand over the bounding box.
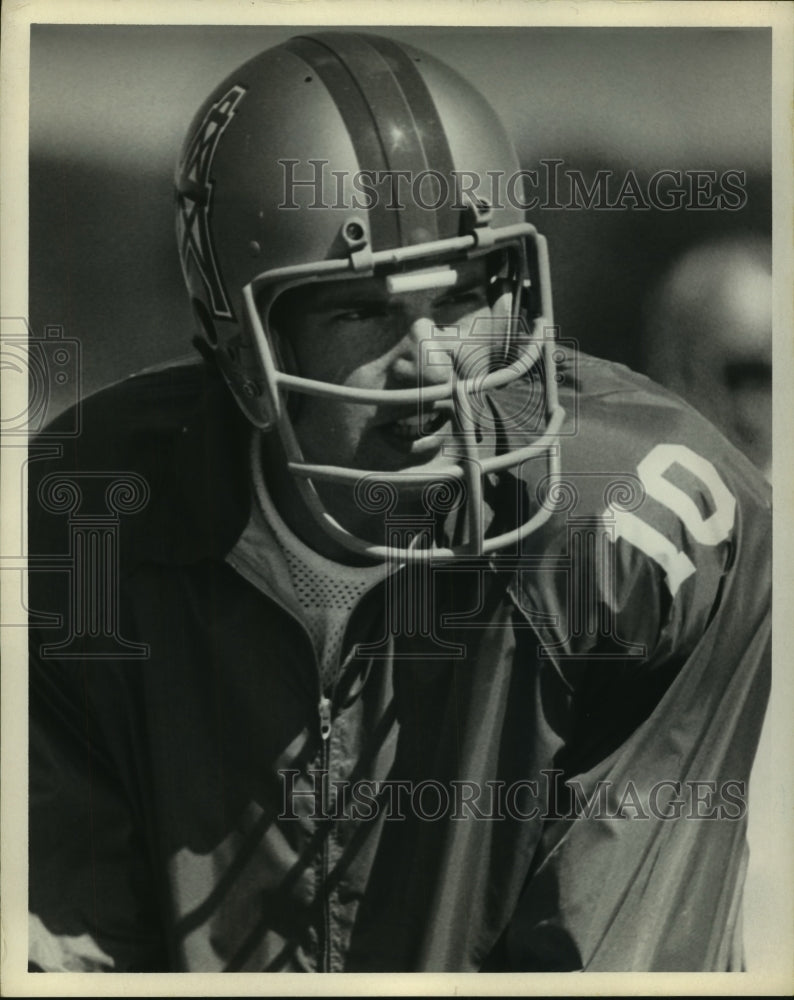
[286,33,457,251]
[285,36,397,251]
[364,33,458,238]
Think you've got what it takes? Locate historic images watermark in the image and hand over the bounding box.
[1,319,82,438]
[2,317,150,656]
[278,769,748,822]
[279,159,749,213]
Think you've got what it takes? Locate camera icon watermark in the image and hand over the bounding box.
[418,321,578,443]
[1,317,81,437]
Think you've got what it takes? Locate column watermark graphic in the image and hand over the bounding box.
[1,317,150,658]
[34,472,150,659]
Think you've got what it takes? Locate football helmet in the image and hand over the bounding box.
[175,31,564,560]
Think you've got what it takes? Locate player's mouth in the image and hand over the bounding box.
[378,409,451,454]
[389,410,447,439]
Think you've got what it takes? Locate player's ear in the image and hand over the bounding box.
[264,301,302,419]
[263,288,300,375]
[266,319,297,376]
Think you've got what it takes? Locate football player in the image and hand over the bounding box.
[644,235,772,481]
[28,32,771,972]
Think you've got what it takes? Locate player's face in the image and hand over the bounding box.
[274,257,496,475]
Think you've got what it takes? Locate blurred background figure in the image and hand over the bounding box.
[643,235,772,481]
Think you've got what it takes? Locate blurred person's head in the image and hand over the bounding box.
[644,235,771,480]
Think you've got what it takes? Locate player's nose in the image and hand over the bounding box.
[390,311,453,386]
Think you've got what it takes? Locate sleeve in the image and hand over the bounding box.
[505,430,772,969]
[25,386,180,972]
[26,369,246,972]
[29,650,169,972]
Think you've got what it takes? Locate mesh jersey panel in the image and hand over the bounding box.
[251,437,391,687]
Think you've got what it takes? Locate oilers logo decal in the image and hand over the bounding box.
[176,85,247,320]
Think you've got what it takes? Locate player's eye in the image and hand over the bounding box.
[434,288,488,317]
[330,303,389,324]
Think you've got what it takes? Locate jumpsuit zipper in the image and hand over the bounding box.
[317,640,359,972]
[238,578,334,972]
[259,580,338,972]
[230,552,376,971]
[319,693,333,971]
